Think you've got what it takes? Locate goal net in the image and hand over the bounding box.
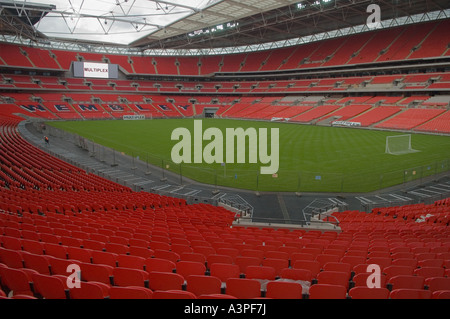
[385,134,419,155]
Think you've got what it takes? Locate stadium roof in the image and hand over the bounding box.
[1,0,450,55]
[0,0,224,45]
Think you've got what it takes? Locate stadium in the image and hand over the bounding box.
[0,0,449,302]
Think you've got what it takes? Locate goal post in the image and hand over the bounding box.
[385,134,419,155]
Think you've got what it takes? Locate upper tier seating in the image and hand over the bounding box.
[2,20,449,75]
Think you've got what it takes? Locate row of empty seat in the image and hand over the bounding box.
[1,91,449,133]
[2,72,450,93]
[1,20,449,74]
[1,199,449,299]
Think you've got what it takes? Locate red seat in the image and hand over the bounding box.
[235,256,261,274]
[66,247,92,263]
[209,263,240,282]
[262,258,289,277]
[39,233,61,245]
[0,247,24,268]
[280,268,312,282]
[348,287,390,299]
[432,290,450,299]
[425,277,450,293]
[383,265,414,281]
[309,283,347,299]
[418,259,444,268]
[292,260,321,278]
[61,237,82,248]
[316,254,340,267]
[153,250,180,264]
[241,249,265,263]
[69,281,110,299]
[389,288,432,299]
[44,243,68,259]
[79,262,114,286]
[367,257,392,270]
[149,241,171,251]
[91,251,118,267]
[180,252,207,264]
[152,290,196,299]
[352,272,387,288]
[291,252,315,263]
[264,251,289,262]
[116,255,146,271]
[145,258,176,273]
[128,238,150,249]
[112,267,149,288]
[109,236,129,246]
[340,256,366,269]
[11,294,38,299]
[0,267,36,296]
[171,244,193,256]
[322,262,352,277]
[300,247,322,257]
[89,233,110,243]
[316,271,350,290]
[265,281,303,299]
[109,286,153,299]
[391,258,418,268]
[198,294,237,299]
[225,278,261,299]
[105,243,129,255]
[148,271,184,291]
[31,273,69,299]
[193,246,216,258]
[414,267,445,280]
[71,231,90,240]
[186,275,222,297]
[176,261,206,279]
[47,256,81,276]
[216,248,239,262]
[129,246,154,259]
[82,239,105,251]
[245,265,277,281]
[22,252,51,274]
[207,254,233,267]
[388,275,425,290]
[1,236,22,250]
[21,239,45,255]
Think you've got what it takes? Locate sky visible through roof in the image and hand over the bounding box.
[32,0,221,45]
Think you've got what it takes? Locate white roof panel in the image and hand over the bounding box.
[29,0,224,45]
[144,0,299,42]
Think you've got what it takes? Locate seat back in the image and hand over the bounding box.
[348,287,390,299]
[225,278,261,299]
[109,286,153,299]
[148,271,184,291]
[186,275,222,296]
[266,281,303,299]
[309,284,347,299]
[389,288,432,299]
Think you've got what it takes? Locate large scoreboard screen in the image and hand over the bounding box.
[73,62,119,79]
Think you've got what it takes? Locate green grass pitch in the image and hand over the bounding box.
[48,119,450,193]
